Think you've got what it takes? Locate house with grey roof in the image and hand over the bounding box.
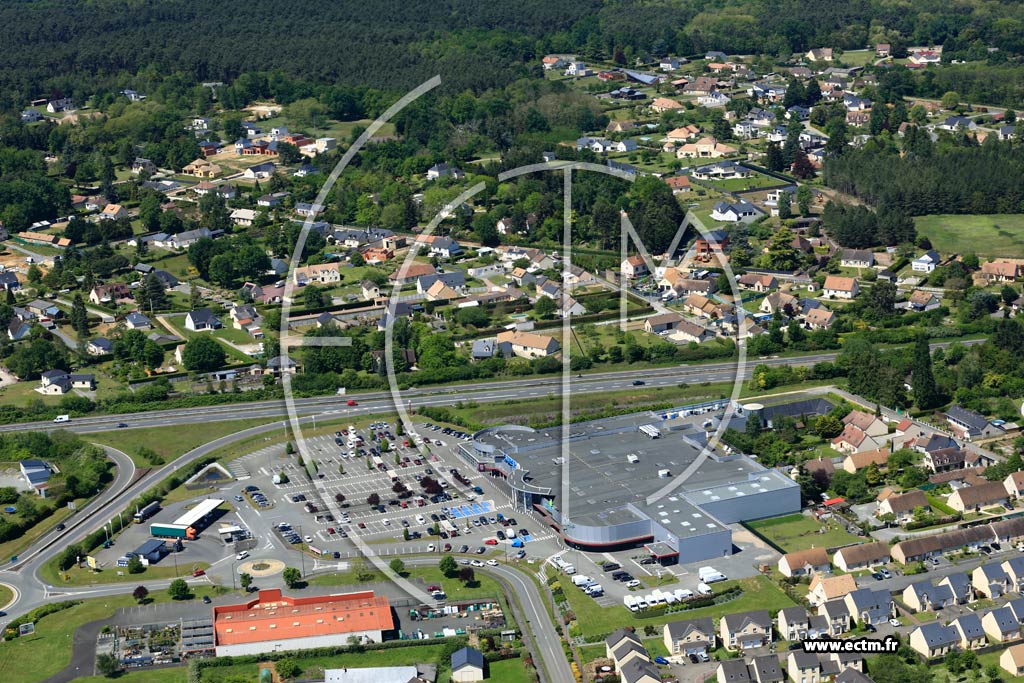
[720,610,772,651]
[902,580,955,612]
[950,613,987,650]
[20,459,52,495]
[843,588,892,626]
[185,309,222,332]
[946,405,1002,441]
[450,646,484,682]
[983,606,1023,642]
[909,622,960,658]
[938,572,974,603]
[663,617,716,656]
[974,563,1010,598]
[125,312,152,330]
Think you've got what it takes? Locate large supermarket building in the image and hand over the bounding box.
[457,404,800,564]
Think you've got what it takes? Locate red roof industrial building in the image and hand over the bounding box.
[213,588,394,656]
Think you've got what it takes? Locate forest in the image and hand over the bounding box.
[3,0,1024,111]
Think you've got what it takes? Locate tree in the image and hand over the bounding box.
[796,185,813,216]
[813,415,843,438]
[764,227,800,271]
[439,554,458,577]
[168,578,190,600]
[96,653,120,677]
[911,335,940,409]
[459,566,476,584]
[1001,285,1018,306]
[940,91,961,110]
[367,492,380,506]
[350,252,365,267]
[132,585,149,603]
[275,658,302,680]
[127,555,144,574]
[239,572,253,590]
[282,567,302,588]
[139,273,168,312]
[866,281,897,319]
[303,285,327,309]
[778,191,792,219]
[389,558,406,575]
[181,336,226,372]
[534,295,556,319]
[69,293,89,336]
[765,143,785,172]
[791,150,816,178]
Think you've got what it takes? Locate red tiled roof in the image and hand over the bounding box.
[213,589,393,646]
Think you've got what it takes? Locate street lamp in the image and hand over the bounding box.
[230,559,238,591]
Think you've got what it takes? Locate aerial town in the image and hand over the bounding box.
[1,3,1024,683]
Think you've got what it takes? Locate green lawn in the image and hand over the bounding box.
[89,417,278,464]
[746,513,863,553]
[308,565,503,603]
[66,668,189,683]
[40,559,211,587]
[488,656,534,683]
[0,502,78,565]
[201,642,453,683]
[0,587,219,683]
[914,214,1024,257]
[710,172,787,192]
[0,583,12,609]
[559,574,795,639]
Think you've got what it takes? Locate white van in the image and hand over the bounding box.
[53,414,70,423]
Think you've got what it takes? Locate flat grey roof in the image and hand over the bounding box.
[473,408,787,536]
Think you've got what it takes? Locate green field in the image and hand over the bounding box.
[488,656,534,683]
[89,417,279,464]
[0,588,219,683]
[201,642,454,683]
[914,214,1024,257]
[746,513,863,553]
[559,574,795,639]
[0,583,12,609]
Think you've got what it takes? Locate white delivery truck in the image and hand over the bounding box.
[572,575,592,587]
[562,564,576,575]
[53,414,70,423]
[698,566,727,583]
[697,582,713,595]
[624,595,639,612]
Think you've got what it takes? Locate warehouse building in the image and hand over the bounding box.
[458,406,800,563]
[212,589,394,656]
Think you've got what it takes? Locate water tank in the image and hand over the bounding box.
[742,402,764,428]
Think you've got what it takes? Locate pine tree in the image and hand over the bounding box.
[143,273,169,311]
[70,293,89,336]
[765,143,785,172]
[911,336,939,409]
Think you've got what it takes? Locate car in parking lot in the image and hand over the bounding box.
[515,549,526,559]
[496,530,505,540]
[327,527,335,534]
[688,654,700,664]
[929,556,940,565]
[427,543,435,552]
[879,568,892,579]
[484,539,498,545]
[203,595,212,604]
[889,618,901,627]
[654,657,669,665]
[416,515,426,525]
[459,544,469,553]
[234,495,244,502]
[443,543,451,552]
[304,535,313,542]
[476,546,486,554]
[382,519,391,526]
[626,579,641,588]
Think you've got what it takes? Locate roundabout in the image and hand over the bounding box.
[238,558,285,578]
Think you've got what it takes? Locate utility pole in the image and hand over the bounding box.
[298,525,305,577]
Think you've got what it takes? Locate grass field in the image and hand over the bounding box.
[67,668,189,683]
[559,574,795,639]
[746,513,863,553]
[308,565,503,603]
[39,559,212,587]
[89,417,278,464]
[0,502,77,565]
[0,587,219,683]
[488,656,533,683]
[201,642,453,683]
[0,583,13,609]
[914,214,1024,257]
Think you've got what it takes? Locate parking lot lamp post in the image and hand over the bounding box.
[298,525,305,577]
[230,559,237,591]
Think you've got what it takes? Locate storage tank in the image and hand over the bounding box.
[741,402,764,429]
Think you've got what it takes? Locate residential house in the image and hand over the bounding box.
[922,446,965,473]
[939,573,975,604]
[605,629,648,668]
[131,158,156,175]
[650,97,684,113]
[777,606,828,642]
[0,272,21,292]
[948,481,1009,513]
[946,405,1002,441]
[843,410,888,439]
[909,622,960,658]
[748,655,785,683]
[877,489,929,523]
[621,255,649,279]
[663,618,716,657]
[822,276,859,299]
[450,646,484,683]
[720,610,772,651]
[806,48,834,61]
[973,563,1011,599]
[692,160,751,180]
[417,271,465,294]
[495,330,559,359]
[912,251,941,273]
[676,136,737,159]
[738,274,777,293]
[20,459,52,495]
[907,290,941,311]
[242,162,276,179]
[89,283,131,305]
[87,338,113,356]
[645,312,685,334]
[778,547,831,578]
[230,208,257,226]
[842,448,890,474]
[950,614,987,650]
[1001,644,1024,676]
[840,249,874,268]
[759,291,798,316]
[184,309,222,332]
[903,580,956,612]
[804,307,836,330]
[417,235,462,259]
[101,204,129,221]
[389,262,436,286]
[832,542,891,573]
[831,424,882,454]
[664,175,692,194]
[1003,557,1024,593]
[426,163,465,181]
[292,263,342,286]
[983,606,1023,643]
[711,200,762,224]
[980,260,1020,283]
[668,320,716,345]
[816,598,851,635]
[843,588,892,626]
[183,159,222,178]
[125,312,152,330]
[718,659,752,683]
